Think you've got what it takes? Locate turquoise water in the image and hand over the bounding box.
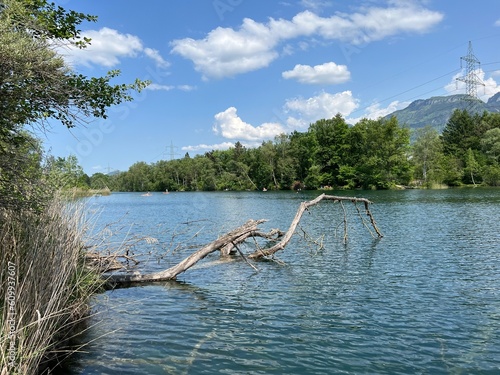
[65,189,500,374]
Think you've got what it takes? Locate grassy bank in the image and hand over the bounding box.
[0,197,102,374]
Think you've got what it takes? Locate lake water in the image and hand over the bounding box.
[64,189,500,374]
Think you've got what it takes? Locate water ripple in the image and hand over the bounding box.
[63,190,500,374]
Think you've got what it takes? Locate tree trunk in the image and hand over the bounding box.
[104,219,266,289]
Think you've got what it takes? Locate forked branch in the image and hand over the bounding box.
[248,193,382,259]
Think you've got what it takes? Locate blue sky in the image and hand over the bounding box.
[41,0,500,175]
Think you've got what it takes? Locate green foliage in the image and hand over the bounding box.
[44,154,89,190]
[1,0,148,211]
[437,109,500,186]
[411,126,444,187]
[0,0,149,132]
[109,115,416,192]
[0,130,51,210]
[481,128,500,163]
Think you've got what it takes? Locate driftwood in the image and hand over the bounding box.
[102,194,382,289]
[104,219,266,288]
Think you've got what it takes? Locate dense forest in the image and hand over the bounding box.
[79,110,500,192]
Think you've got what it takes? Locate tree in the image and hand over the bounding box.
[464,148,480,186]
[289,130,315,184]
[308,114,350,186]
[0,0,148,132]
[481,128,500,163]
[1,2,149,371]
[89,172,113,190]
[411,126,444,187]
[347,117,411,189]
[44,154,88,189]
[0,131,48,209]
[441,109,488,158]
[1,0,148,209]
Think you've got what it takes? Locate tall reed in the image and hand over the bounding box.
[0,197,102,374]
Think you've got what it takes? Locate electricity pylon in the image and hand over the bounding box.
[456,41,484,99]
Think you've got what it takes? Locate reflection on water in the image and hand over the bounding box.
[63,189,500,374]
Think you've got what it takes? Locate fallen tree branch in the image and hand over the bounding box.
[103,219,266,288]
[220,228,283,256]
[100,194,382,288]
[248,193,382,259]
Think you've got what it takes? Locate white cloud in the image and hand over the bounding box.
[144,47,170,68]
[182,142,236,152]
[145,83,175,91]
[59,27,169,68]
[282,62,350,84]
[213,107,286,141]
[171,3,443,79]
[171,19,279,80]
[178,85,197,91]
[348,100,409,124]
[284,91,359,128]
[145,83,196,91]
[300,0,332,12]
[495,19,500,27]
[444,69,500,101]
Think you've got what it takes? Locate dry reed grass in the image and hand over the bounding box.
[0,197,102,375]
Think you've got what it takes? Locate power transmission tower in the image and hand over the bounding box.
[456,41,484,99]
[166,141,179,160]
[106,163,114,174]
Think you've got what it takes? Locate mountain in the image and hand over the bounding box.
[384,93,500,132]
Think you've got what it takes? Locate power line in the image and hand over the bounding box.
[349,68,460,117]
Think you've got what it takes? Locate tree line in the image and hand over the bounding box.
[84,110,500,192]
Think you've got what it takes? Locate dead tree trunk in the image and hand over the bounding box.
[100,194,382,289]
[104,219,266,288]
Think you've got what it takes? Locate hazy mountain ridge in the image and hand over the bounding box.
[384,93,500,131]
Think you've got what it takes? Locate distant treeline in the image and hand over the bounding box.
[83,110,500,191]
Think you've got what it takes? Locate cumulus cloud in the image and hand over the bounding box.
[186,90,362,151]
[284,91,359,129]
[282,62,350,84]
[171,19,279,80]
[444,69,500,101]
[59,27,169,68]
[171,2,443,79]
[212,107,286,141]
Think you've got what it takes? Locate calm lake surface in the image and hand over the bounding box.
[65,189,500,374]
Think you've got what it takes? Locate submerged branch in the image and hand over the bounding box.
[101,194,382,288]
[248,194,382,259]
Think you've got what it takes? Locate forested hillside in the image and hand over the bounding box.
[383,94,500,131]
